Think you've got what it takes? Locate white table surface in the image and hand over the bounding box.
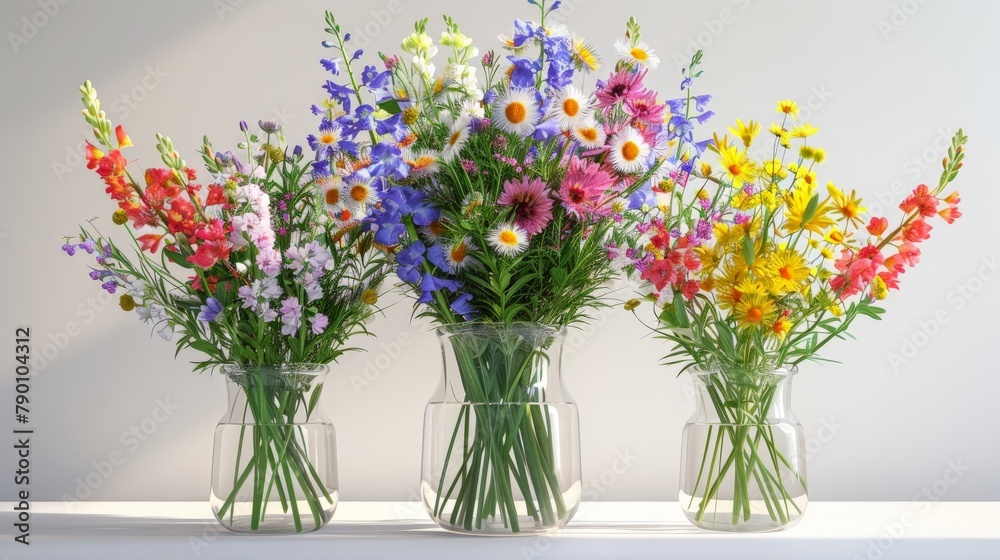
[2,501,998,559]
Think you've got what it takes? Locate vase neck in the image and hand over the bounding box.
[433,323,571,404]
[688,369,796,424]
[220,364,329,424]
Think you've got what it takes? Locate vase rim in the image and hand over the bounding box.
[434,321,562,336]
[220,363,330,376]
[689,364,799,377]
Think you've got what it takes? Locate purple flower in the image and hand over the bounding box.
[320,58,342,75]
[311,313,329,335]
[450,292,475,320]
[323,80,355,113]
[89,270,103,281]
[239,120,248,132]
[396,242,426,285]
[507,55,542,89]
[734,213,752,225]
[101,280,118,294]
[279,297,303,336]
[79,239,97,254]
[198,298,223,323]
[693,94,712,112]
[366,142,409,181]
[258,120,280,134]
[61,242,77,256]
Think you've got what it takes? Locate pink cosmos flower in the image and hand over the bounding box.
[623,88,665,124]
[559,157,616,218]
[595,68,649,110]
[497,177,555,236]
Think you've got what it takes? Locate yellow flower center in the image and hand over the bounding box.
[320,133,336,145]
[629,47,649,61]
[563,98,580,117]
[351,185,368,202]
[580,128,598,142]
[429,220,447,236]
[505,101,527,124]
[448,130,462,147]
[841,204,857,218]
[779,266,794,280]
[450,242,468,263]
[747,307,763,323]
[325,189,340,205]
[498,230,519,246]
[412,155,435,169]
[621,140,640,161]
[728,164,742,176]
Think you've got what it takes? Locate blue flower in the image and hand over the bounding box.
[375,114,408,141]
[351,48,363,61]
[426,244,450,271]
[543,36,574,90]
[532,118,562,141]
[198,298,223,323]
[395,242,425,285]
[693,94,712,112]
[692,111,714,125]
[366,70,394,103]
[323,80,355,113]
[507,55,542,89]
[510,19,539,48]
[367,142,410,181]
[320,58,342,75]
[668,115,695,143]
[361,65,378,85]
[450,292,475,319]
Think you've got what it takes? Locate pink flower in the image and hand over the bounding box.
[899,184,939,218]
[187,219,230,269]
[640,258,677,291]
[498,177,555,236]
[866,216,889,236]
[897,243,921,266]
[595,68,649,110]
[558,157,616,218]
[831,245,884,298]
[623,89,665,124]
[902,218,932,242]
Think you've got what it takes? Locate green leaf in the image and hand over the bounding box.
[741,235,755,267]
[802,193,820,224]
[164,249,195,269]
[378,98,402,115]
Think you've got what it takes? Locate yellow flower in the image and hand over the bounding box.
[571,36,602,72]
[727,119,761,148]
[813,148,826,163]
[799,145,816,160]
[112,209,128,225]
[769,317,793,340]
[826,304,844,317]
[624,298,641,311]
[119,294,136,312]
[700,161,712,176]
[871,275,889,300]
[789,123,819,138]
[827,183,867,227]
[820,247,835,259]
[717,145,755,188]
[783,187,836,235]
[694,244,719,271]
[362,289,379,305]
[793,167,819,193]
[765,249,810,295]
[763,159,788,181]
[776,99,799,119]
[733,293,778,331]
[713,223,743,247]
[823,228,847,245]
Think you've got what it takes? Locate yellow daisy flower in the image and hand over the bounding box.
[783,187,836,235]
[733,293,778,331]
[717,145,755,188]
[727,119,761,148]
[776,99,799,119]
[826,183,867,227]
[789,123,819,138]
[765,249,810,295]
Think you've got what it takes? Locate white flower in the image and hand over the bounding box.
[412,54,436,78]
[404,148,442,177]
[608,128,651,174]
[542,22,570,38]
[550,86,592,131]
[442,117,471,162]
[614,38,660,69]
[491,88,540,137]
[445,237,477,271]
[401,32,433,54]
[124,277,147,304]
[157,324,173,341]
[487,223,529,257]
[340,177,379,212]
[571,118,607,149]
[440,31,473,49]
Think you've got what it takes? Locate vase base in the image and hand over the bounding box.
[679,493,806,533]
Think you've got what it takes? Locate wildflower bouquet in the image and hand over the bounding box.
[66,82,390,532]
[616,65,968,528]
[311,1,683,532]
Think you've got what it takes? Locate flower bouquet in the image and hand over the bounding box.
[65,82,390,533]
[615,65,968,530]
[310,1,678,533]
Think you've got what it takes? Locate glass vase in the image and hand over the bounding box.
[210,364,338,534]
[421,322,581,535]
[679,366,807,532]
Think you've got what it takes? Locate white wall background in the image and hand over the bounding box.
[1,0,998,505]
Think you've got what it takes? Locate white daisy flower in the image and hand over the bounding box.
[487,223,529,257]
[318,173,344,214]
[446,236,477,271]
[614,38,660,69]
[442,117,471,162]
[608,128,651,174]
[340,177,379,211]
[542,22,570,38]
[405,148,442,177]
[492,88,540,137]
[571,118,608,149]
[550,86,592,131]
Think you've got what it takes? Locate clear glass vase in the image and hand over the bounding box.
[679,366,807,532]
[421,322,581,535]
[211,364,338,534]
